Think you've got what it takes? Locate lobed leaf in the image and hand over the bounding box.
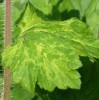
[2,3,99,92]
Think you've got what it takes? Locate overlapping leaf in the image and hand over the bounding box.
[59,0,99,37]
[29,0,59,15]
[2,3,99,92]
[27,0,99,36]
[11,85,35,100]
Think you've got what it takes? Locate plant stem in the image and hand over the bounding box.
[3,68,11,100]
[3,0,11,100]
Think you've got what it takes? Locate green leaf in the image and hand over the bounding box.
[0,3,4,65]
[58,0,99,37]
[17,2,43,32]
[12,6,20,22]
[11,84,35,100]
[2,2,99,92]
[45,58,99,100]
[12,0,28,22]
[13,0,28,13]
[29,0,59,15]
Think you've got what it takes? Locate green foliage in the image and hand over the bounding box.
[0,3,4,66]
[29,0,59,15]
[2,2,99,94]
[0,0,99,100]
[58,0,99,37]
[34,58,99,100]
[29,0,99,37]
[11,85,35,100]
